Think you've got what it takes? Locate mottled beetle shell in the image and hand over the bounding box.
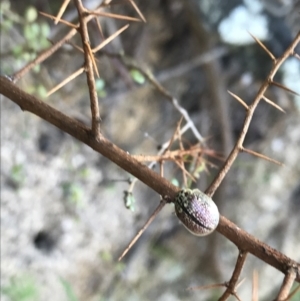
[175,189,219,236]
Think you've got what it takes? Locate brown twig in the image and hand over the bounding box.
[118,199,167,261]
[54,0,71,24]
[74,0,101,138]
[39,11,78,28]
[1,75,300,282]
[219,250,248,300]
[274,268,297,301]
[11,27,77,82]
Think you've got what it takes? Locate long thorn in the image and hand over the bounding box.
[88,10,141,22]
[93,24,129,53]
[262,95,285,113]
[271,81,300,96]
[241,147,283,166]
[127,0,146,22]
[118,200,166,261]
[248,32,276,61]
[228,90,248,110]
[47,67,85,96]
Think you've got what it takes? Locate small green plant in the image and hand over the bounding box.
[61,181,84,207]
[10,164,25,187]
[59,277,79,301]
[1,275,39,301]
[130,69,146,84]
[1,3,49,97]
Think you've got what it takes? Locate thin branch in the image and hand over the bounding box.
[54,0,71,24]
[275,268,297,301]
[123,119,192,197]
[219,250,248,301]
[118,199,167,261]
[205,31,300,197]
[74,0,101,138]
[12,7,104,81]
[39,11,78,28]
[171,97,204,143]
[12,27,77,82]
[0,75,177,198]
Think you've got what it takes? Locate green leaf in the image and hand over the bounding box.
[2,19,13,31]
[130,69,145,84]
[12,45,23,57]
[61,182,84,207]
[99,250,113,262]
[25,6,38,23]
[24,23,40,43]
[11,164,25,185]
[40,22,50,38]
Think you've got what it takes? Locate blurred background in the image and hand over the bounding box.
[1,0,300,300]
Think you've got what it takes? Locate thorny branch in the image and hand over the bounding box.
[1,0,300,298]
[1,75,300,282]
[74,0,101,138]
[219,250,248,301]
[205,31,300,197]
